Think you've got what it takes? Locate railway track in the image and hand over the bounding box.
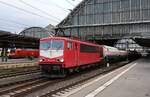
[0,71,42,88]
[0,69,40,79]
[0,67,40,79]
[0,61,130,97]
[0,78,49,96]
[40,62,129,97]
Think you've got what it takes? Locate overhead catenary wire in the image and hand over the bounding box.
[0,17,47,33]
[0,17,30,27]
[0,1,60,23]
[0,21,27,29]
[65,0,76,6]
[46,0,70,12]
[0,26,20,32]
[0,0,82,32]
[19,0,61,21]
[0,22,26,31]
[72,0,82,2]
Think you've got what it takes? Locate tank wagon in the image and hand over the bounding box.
[39,37,128,77]
[102,45,128,63]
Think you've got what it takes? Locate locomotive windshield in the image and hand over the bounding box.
[40,40,64,50]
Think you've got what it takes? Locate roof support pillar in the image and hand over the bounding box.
[1,48,8,62]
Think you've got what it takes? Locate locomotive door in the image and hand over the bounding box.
[74,43,79,66]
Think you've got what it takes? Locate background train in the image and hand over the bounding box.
[0,48,2,57]
[102,45,128,63]
[39,37,130,77]
[8,48,39,59]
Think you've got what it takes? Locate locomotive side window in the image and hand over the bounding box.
[67,41,73,49]
[80,44,98,53]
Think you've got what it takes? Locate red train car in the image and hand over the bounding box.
[8,49,39,59]
[39,37,103,77]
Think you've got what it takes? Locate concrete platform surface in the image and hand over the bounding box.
[59,58,150,97]
[0,58,39,69]
[0,58,38,64]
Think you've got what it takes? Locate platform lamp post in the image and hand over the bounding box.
[1,48,4,62]
[106,61,110,67]
[126,40,129,61]
[4,48,8,62]
[1,47,8,62]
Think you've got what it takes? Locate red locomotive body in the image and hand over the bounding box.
[39,37,103,77]
[8,49,39,59]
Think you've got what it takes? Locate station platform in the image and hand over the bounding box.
[60,58,150,97]
[0,58,38,63]
[0,58,38,69]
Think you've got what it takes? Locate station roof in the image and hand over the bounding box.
[1,30,149,49]
[134,38,150,47]
[90,36,150,48]
[0,30,39,49]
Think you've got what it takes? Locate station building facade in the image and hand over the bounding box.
[56,0,150,51]
[58,0,150,38]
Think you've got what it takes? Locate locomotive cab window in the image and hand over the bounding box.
[67,41,73,49]
[40,40,64,50]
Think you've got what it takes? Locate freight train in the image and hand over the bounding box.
[39,37,129,77]
[8,49,39,59]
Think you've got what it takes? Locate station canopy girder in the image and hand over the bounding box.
[0,30,39,49]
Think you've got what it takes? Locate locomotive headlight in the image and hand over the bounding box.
[56,58,64,62]
[39,58,43,62]
[60,59,64,62]
[59,58,64,62]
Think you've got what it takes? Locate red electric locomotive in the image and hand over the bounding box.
[39,37,103,77]
[8,49,39,59]
[39,37,128,77]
